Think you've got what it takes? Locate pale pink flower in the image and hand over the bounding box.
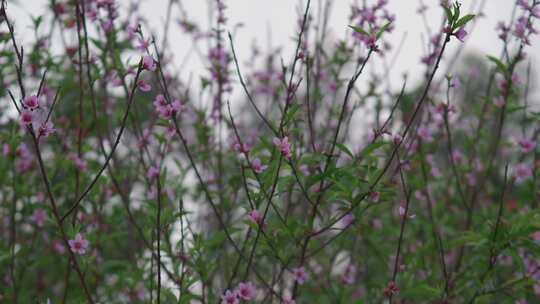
[251,158,267,174]
[153,94,173,119]
[68,233,89,255]
[38,121,56,139]
[137,79,151,92]
[384,281,399,297]
[69,155,87,171]
[494,96,506,108]
[221,290,239,304]
[32,208,47,227]
[247,210,262,225]
[454,27,468,42]
[273,137,292,159]
[518,137,535,154]
[134,282,147,301]
[282,296,296,304]
[530,231,540,242]
[514,163,532,183]
[535,284,540,297]
[23,95,39,109]
[147,165,160,180]
[342,213,355,226]
[235,282,256,300]
[292,267,308,285]
[2,143,10,156]
[417,125,433,142]
[142,55,156,71]
[452,150,464,164]
[341,264,357,285]
[53,240,66,255]
[399,206,406,216]
[171,99,186,113]
[20,110,35,126]
[368,191,380,203]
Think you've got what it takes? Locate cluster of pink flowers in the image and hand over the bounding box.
[19,95,56,139]
[273,137,292,159]
[247,209,263,225]
[250,158,267,174]
[221,281,256,304]
[68,233,90,255]
[142,55,156,71]
[15,143,34,173]
[341,264,357,285]
[292,267,308,285]
[152,94,185,119]
[31,208,47,227]
[68,154,88,172]
[350,0,395,51]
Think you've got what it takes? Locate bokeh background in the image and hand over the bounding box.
[7,0,540,87]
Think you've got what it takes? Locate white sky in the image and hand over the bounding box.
[6,0,540,96]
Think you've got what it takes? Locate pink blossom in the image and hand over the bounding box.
[452,150,464,164]
[518,137,535,153]
[2,143,10,156]
[292,267,308,285]
[23,95,39,109]
[273,137,292,159]
[137,79,152,92]
[282,296,296,304]
[514,163,532,183]
[53,240,66,255]
[137,38,150,52]
[221,290,239,304]
[171,99,186,113]
[235,282,256,300]
[68,233,90,255]
[466,172,477,186]
[398,206,406,216]
[535,284,540,297]
[341,264,357,285]
[247,210,263,225]
[493,96,506,108]
[15,143,33,173]
[232,139,250,154]
[454,27,468,42]
[153,94,173,119]
[69,155,87,171]
[147,165,160,180]
[38,121,56,139]
[530,231,540,242]
[20,110,35,126]
[384,281,399,297]
[368,190,380,203]
[342,213,355,226]
[417,125,433,142]
[142,55,156,71]
[251,158,267,174]
[32,208,47,227]
[134,282,147,301]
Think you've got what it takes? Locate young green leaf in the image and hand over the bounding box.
[454,14,475,29]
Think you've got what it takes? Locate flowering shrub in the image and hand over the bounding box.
[0,0,539,303]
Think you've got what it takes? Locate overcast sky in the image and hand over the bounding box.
[6,0,540,97]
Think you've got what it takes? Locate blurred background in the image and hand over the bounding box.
[6,1,539,83]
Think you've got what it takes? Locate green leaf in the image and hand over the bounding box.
[348,25,368,36]
[487,55,507,74]
[335,142,354,158]
[454,14,475,29]
[376,21,392,39]
[359,141,386,158]
[443,5,454,24]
